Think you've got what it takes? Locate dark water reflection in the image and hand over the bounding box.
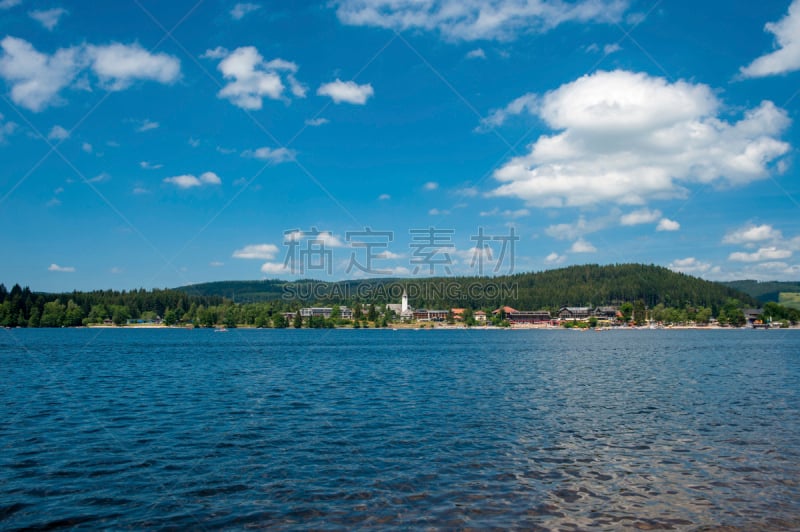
[1,328,798,530]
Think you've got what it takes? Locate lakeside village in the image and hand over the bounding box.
[104,289,792,330]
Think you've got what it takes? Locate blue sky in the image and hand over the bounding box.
[1,0,799,291]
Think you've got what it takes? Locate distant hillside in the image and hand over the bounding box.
[721,280,800,303]
[179,264,758,310]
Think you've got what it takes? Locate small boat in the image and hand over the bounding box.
[214,327,229,333]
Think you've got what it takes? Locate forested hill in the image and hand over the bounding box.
[179,263,758,310]
[721,280,800,303]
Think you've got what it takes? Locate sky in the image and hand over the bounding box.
[1,0,799,292]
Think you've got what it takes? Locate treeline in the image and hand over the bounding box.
[0,284,224,328]
[182,264,760,311]
[721,280,800,303]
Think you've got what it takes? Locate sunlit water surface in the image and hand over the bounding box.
[1,328,798,530]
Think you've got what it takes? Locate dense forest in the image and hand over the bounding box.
[182,264,760,310]
[721,280,800,303]
[4,263,798,328]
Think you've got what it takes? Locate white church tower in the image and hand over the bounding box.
[401,288,408,314]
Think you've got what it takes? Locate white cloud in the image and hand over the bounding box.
[188,137,200,148]
[729,246,792,263]
[0,0,22,9]
[241,146,296,163]
[478,92,537,131]
[479,207,529,218]
[668,257,717,275]
[0,37,181,111]
[163,171,221,189]
[378,193,391,200]
[29,8,68,30]
[545,252,566,264]
[48,263,75,272]
[603,43,621,55]
[0,36,83,111]
[260,262,292,275]
[333,0,627,41]
[423,181,438,190]
[140,161,163,170]
[428,207,450,215]
[455,186,479,197]
[570,238,597,253]
[466,48,486,59]
[305,117,329,127]
[110,267,124,274]
[206,46,303,109]
[233,243,279,260]
[86,43,180,91]
[545,216,591,240]
[230,2,260,20]
[285,229,345,248]
[656,218,680,231]
[135,119,159,132]
[87,172,109,183]
[620,208,661,226]
[0,113,16,142]
[47,124,69,140]
[722,223,782,245]
[317,79,374,104]
[132,187,149,195]
[210,261,225,267]
[490,70,791,208]
[81,142,92,153]
[740,0,800,78]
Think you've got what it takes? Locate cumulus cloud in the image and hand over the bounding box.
[489,70,791,208]
[466,48,486,59]
[729,246,792,263]
[333,0,627,41]
[423,181,438,190]
[47,124,69,140]
[317,79,374,104]
[570,238,597,253]
[86,43,180,91]
[81,142,92,153]
[668,257,718,275]
[0,37,181,111]
[48,263,75,272]
[378,193,391,200]
[205,46,305,109]
[478,92,537,131]
[241,146,296,163]
[722,223,782,245]
[620,208,661,226]
[29,7,68,30]
[260,262,292,275]
[0,0,22,8]
[230,2,260,20]
[740,0,800,78]
[656,218,680,231]
[163,171,221,189]
[140,161,163,170]
[233,243,279,260]
[545,252,566,264]
[0,36,83,111]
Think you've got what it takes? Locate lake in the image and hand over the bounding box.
[1,328,798,530]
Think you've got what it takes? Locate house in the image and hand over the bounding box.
[593,306,619,320]
[508,310,552,324]
[557,307,592,320]
[451,308,465,321]
[743,308,766,328]
[300,307,333,318]
[413,309,449,321]
[474,311,487,322]
[492,306,518,316]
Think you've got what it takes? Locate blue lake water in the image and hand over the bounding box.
[0,328,799,530]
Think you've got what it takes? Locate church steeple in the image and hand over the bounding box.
[401,288,408,313]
